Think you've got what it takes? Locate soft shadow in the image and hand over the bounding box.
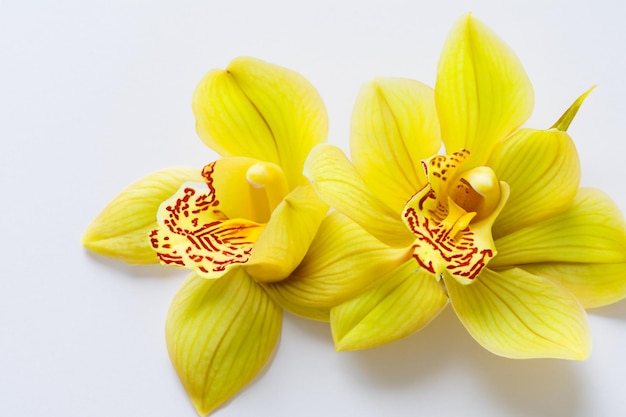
[341,307,468,387]
[253,313,334,383]
[335,307,585,417]
[587,299,626,320]
[282,312,335,347]
[226,312,334,411]
[466,350,584,417]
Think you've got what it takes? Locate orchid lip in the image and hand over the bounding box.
[150,183,265,278]
[402,150,508,284]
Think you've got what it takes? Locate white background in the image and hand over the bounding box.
[2,0,626,416]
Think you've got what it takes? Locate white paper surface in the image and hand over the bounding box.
[2,1,625,416]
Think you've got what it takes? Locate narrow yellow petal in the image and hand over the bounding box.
[246,184,328,283]
[193,57,328,189]
[263,212,411,321]
[436,14,534,165]
[521,262,626,309]
[489,128,580,238]
[445,268,590,359]
[351,77,441,213]
[166,270,282,416]
[492,188,626,267]
[81,167,203,264]
[331,260,448,351]
[305,143,414,247]
[551,86,595,132]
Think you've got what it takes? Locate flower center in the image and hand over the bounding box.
[150,159,290,278]
[449,166,501,221]
[402,150,509,284]
[246,161,290,212]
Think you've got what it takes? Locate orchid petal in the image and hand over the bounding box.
[445,267,590,359]
[263,212,411,321]
[331,259,448,351]
[82,167,203,264]
[166,270,282,416]
[521,262,626,309]
[246,184,328,283]
[305,143,414,247]
[193,57,327,189]
[491,188,626,268]
[193,65,276,162]
[436,14,534,166]
[489,128,580,238]
[351,77,441,212]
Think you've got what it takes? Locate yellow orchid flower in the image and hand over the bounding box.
[306,15,626,359]
[82,57,331,415]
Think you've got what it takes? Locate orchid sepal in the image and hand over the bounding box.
[82,167,204,264]
[193,56,328,190]
[445,267,591,360]
[350,77,441,213]
[435,14,534,167]
[306,143,415,248]
[166,270,282,416]
[331,259,448,351]
[262,211,412,321]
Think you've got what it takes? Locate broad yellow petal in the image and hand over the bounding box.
[521,262,626,309]
[305,143,414,247]
[82,167,203,264]
[445,267,590,359]
[491,188,626,267]
[331,259,448,351]
[263,212,411,321]
[246,184,328,283]
[193,66,277,162]
[436,14,534,165]
[489,128,580,238]
[166,270,282,416]
[193,57,327,189]
[351,78,441,212]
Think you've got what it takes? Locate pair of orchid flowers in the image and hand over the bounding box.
[83,15,626,416]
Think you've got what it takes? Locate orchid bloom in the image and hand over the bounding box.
[82,57,330,415]
[306,15,626,359]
